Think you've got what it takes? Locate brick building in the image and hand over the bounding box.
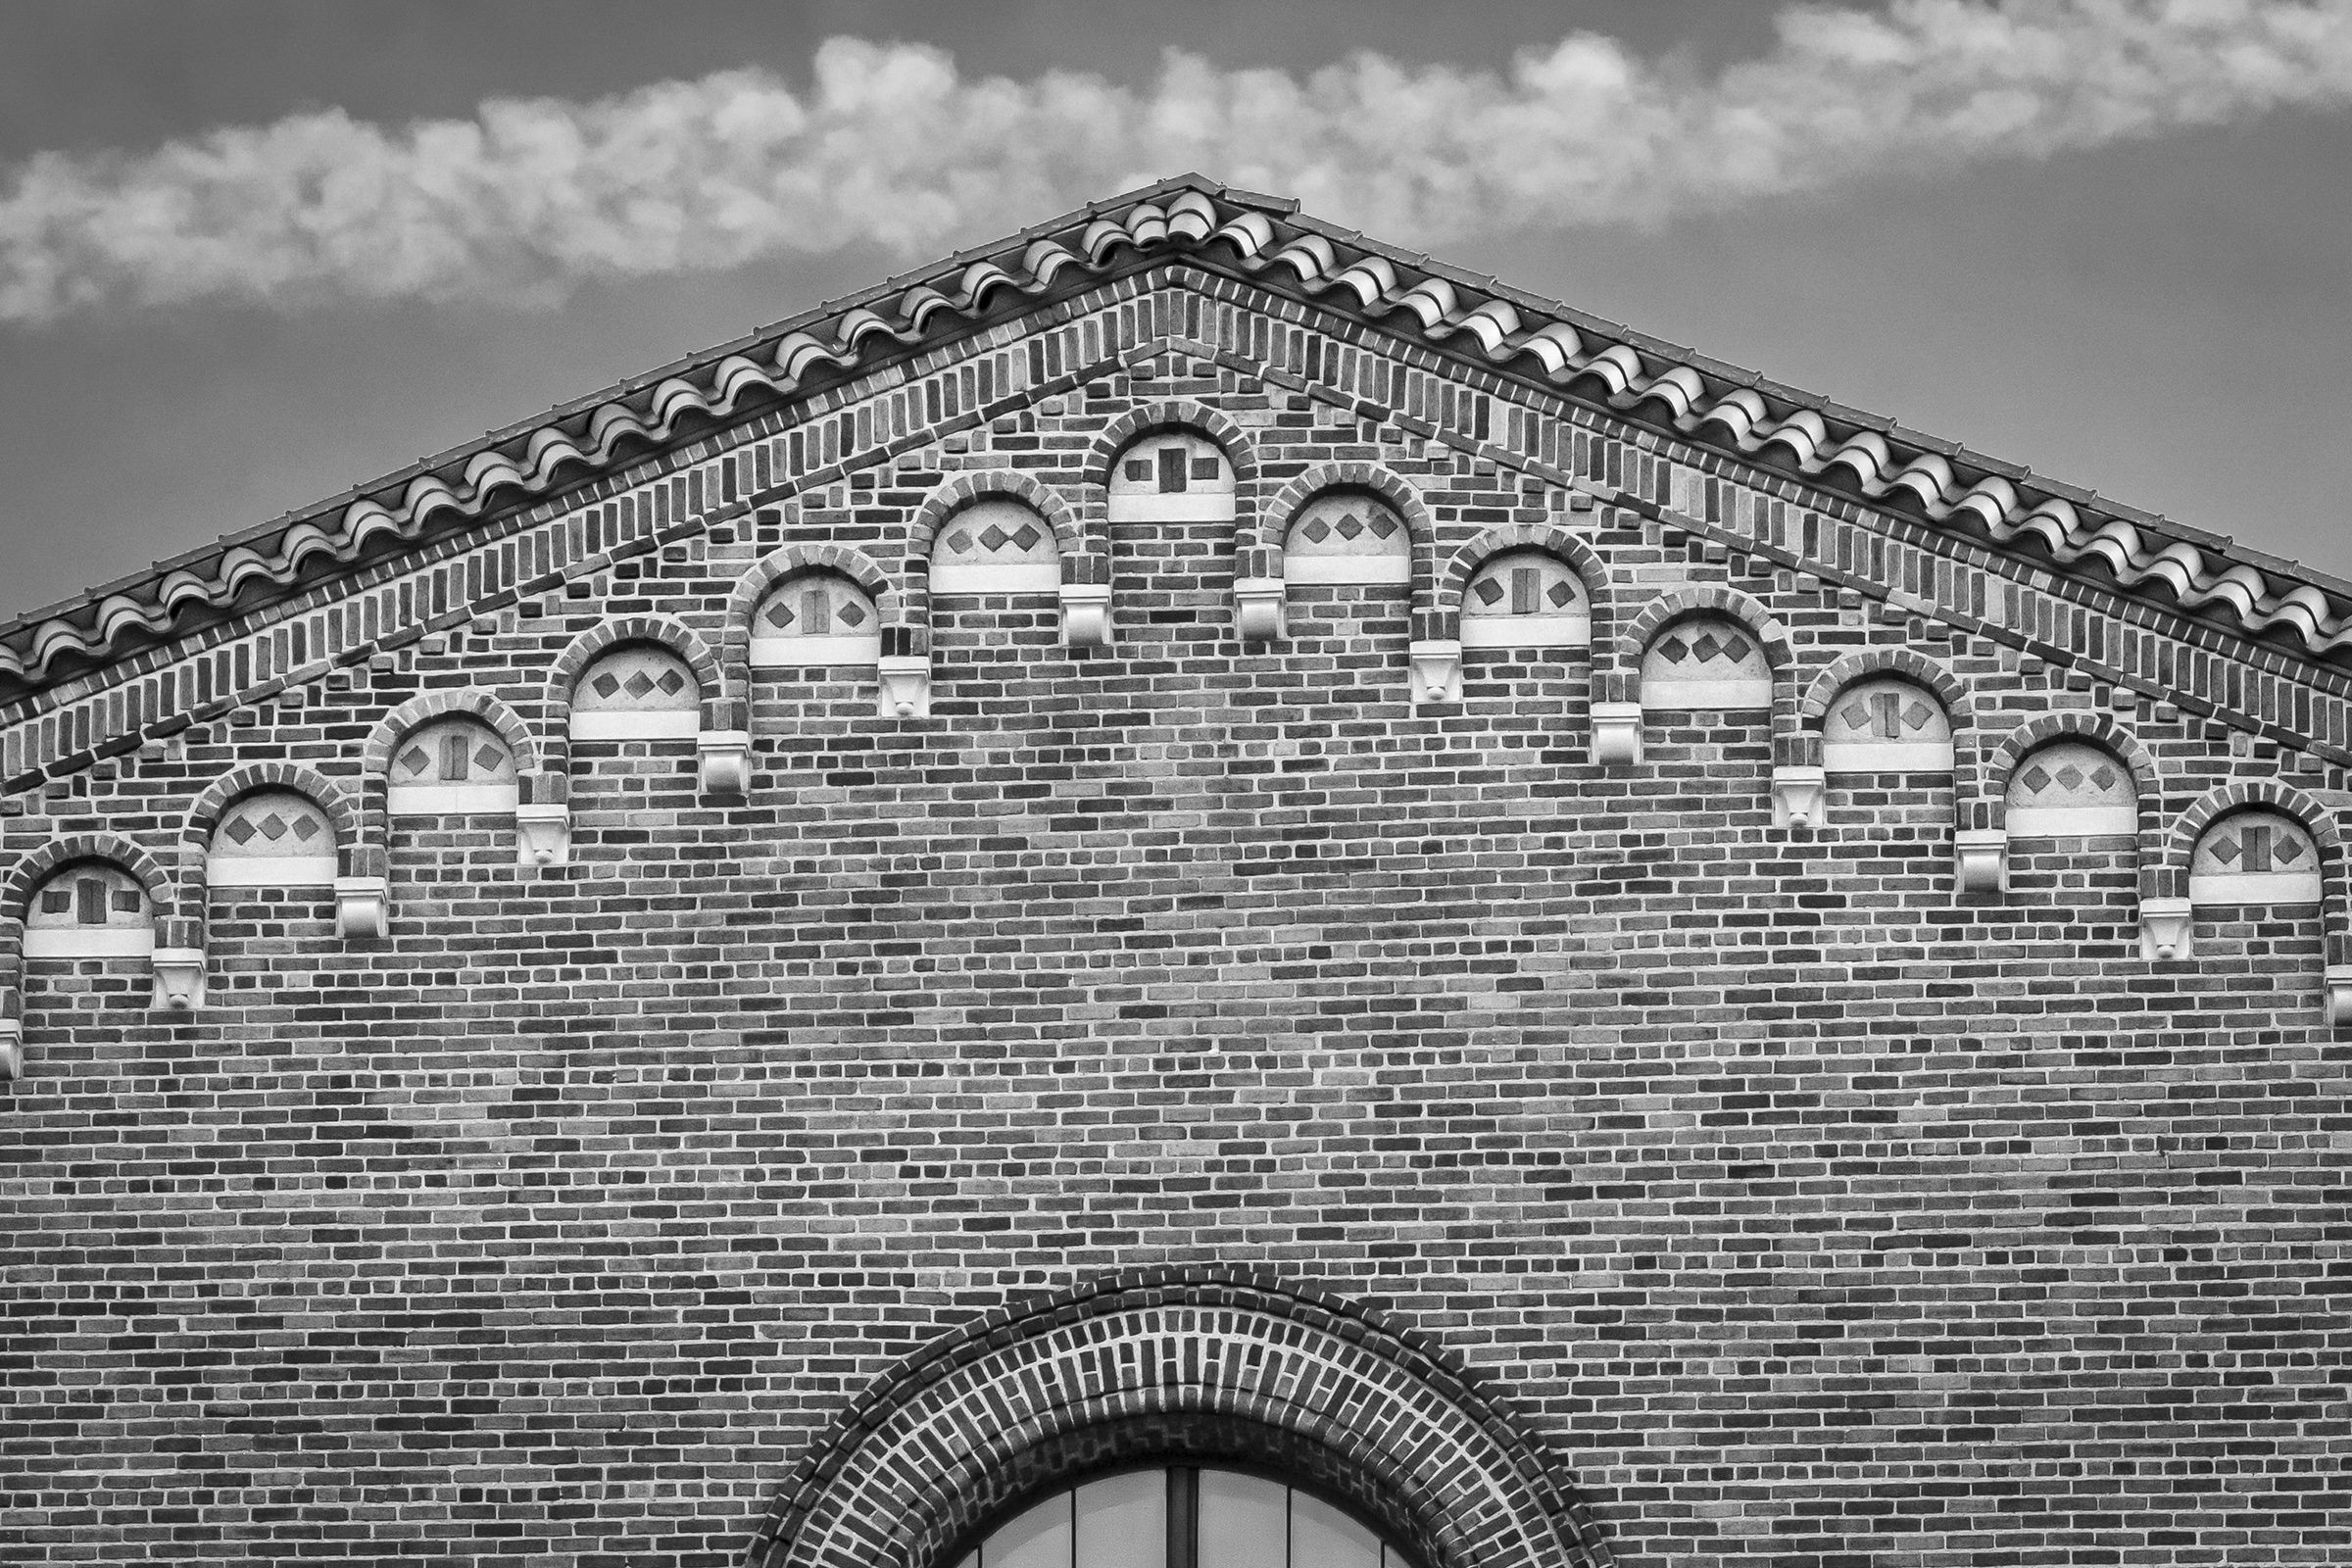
[2,176,2347,1566]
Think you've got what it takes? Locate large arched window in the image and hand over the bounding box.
[956,1466,1416,1568]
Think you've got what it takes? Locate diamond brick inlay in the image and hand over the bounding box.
[2023,766,2053,794]
[1303,519,1332,543]
[475,745,505,772]
[1691,634,1723,663]
[836,599,867,627]
[290,816,320,841]
[2212,834,2242,863]
[1841,703,1872,732]
[623,671,657,699]
[224,818,256,844]
[1546,582,1575,609]
[2056,766,2084,792]
[1660,636,1690,663]
[946,529,973,555]
[592,672,621,699]
[765,600,795,629]
[399,747,432,777]
[2278,834,2306,863]
[980,525,1009,553]
[1367,512,1397,539]
[2092,766,2119,791]
[657,669,685,695]
[1722,636,1752,663]
[1012,523,1040,552]
[1904,702,1935,730]
[1335,513,1364,541]
[256,813,288,841]
[1474,579,1505,607]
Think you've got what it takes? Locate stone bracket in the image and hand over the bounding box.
[1590,701,1643,767]
[152,948,206,1010]
[0,1016,20,1083]
[1407,639,1463,706]
[1059,583,1113,649]
[1770,764,1828,829]
[1233,577,1285,642]
[2327,965,2352,1029]
[2139,896,2194,961]
[698,729,754,797]
[335,876,391,940]
[514,803,571,867]
[877,656,932,718]
[1954,828,2009,894]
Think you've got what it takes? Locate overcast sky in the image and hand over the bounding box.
[2,0,2349,622]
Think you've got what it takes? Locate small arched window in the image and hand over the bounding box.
[752,572,881,667]
[1109,433,1235,523]
[2005,741,2135,836]
[1822,678,1953,772]
[931,500,1061,594]
[1459,551,1590,648]
[571,644,700,739]
[1283,493,1409,585]
[956,1465,1415,1568]
[2190,808,2322,906]
[209,790,337,887]
[388,717,517,815]
[23,862,152,957]
[1640,615,1770,710]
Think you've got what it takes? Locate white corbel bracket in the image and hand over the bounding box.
[514,804,571,867]
[1590,702,1643,767]
[335,876,391,940]
[1059,584,1113,649]
[877,656,932,719]
[1770,764,1829,829]
[151,948,206,1010]
[2139,896,2194,961]
[1233,577,1286,642]
[1407,639,1463,706]
[697,730,754,797]
[2327,966,2352,1029]
[0,1017,21,1083]
[1954,828,2009,894]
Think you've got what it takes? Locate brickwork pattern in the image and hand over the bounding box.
[0,270,2349,1568]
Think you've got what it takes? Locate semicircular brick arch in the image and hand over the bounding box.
[724,543,900,702]
[902,472,1094,657]
[358,691,543,832]
[0,831,175,1048]
[1436,522,1615,647]
[745,1271,1612,1568]
[543,614,730,774]
[1083,400,1260,491]
[1610,585,1796,743]
[1255,465,1439,620]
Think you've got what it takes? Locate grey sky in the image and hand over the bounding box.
[1,0,2347,620]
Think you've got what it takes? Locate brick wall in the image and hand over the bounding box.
[1,271,2347,1567]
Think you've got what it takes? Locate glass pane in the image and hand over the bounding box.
[986,1493,1072,1568]
[1289,1492,1379,1568]
[1198,1471,1287,1568]
[1074,1471,1164,1568]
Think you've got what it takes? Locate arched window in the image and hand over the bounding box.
[23,862,152,957]
[571,644,700,739]
[1283,493,1409,585]
[1640,615,1769,710]
[387,717,517,815]
[2190,808,2322,906]
[1822,678,1953,772]
[751,571,881,666]
[1460,551,1590,649]
[1109,433,1234,523]
[2005,741,2135,836]
[932,500,1061,594]
[208,790,337,887]
[956,1466,1416,1568]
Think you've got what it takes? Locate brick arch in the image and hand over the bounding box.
[902,471,1095,656]
[1253,465,1440,618]
[1797,648,1977,782]
[2159,776,2346,905]
[745,1270,1610,1568]
[1434,522,1615,645]
[174,762,367,930]
[543,614,731,773]
[723,543,899,703]
[0,832,175,1028]
[357,690,541,831]
[1611,585,1796,736]
[1083,400,1261,488]
[1972,710,2165,837]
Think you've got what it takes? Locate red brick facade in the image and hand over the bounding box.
[2,184,2348,1566]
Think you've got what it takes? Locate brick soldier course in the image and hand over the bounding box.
[1,175,2347,1565]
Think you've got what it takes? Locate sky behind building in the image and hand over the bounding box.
[2,0,2349,620]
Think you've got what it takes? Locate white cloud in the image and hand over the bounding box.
[2,0,2349,322]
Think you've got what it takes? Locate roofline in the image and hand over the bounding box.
[9,171,2350,690]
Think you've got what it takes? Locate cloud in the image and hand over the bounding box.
[2,0,2349,322]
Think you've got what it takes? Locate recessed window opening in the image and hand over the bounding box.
[955,1464,1417,1568]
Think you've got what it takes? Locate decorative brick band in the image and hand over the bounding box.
[745,1271,1613,1568]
